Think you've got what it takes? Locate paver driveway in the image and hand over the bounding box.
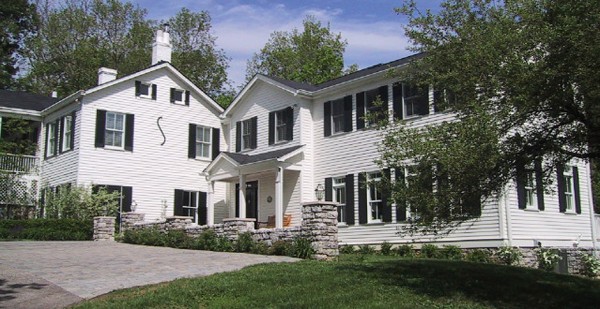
[0,241,299,308]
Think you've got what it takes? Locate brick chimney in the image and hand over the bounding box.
[152,24,172,65]
[98,67,117,85]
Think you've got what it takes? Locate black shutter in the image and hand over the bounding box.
[345,174,355,224]
[124,114,134,151]
[358,172,367,224]
[516,159,526,209]
[135,81,141,96]
[268,111,275,145]
[170,88,175,103]
[324,101,332,137]
[212,128,220,160]
[122,186,132,212]
[534,159,545,211]
[235,121,241,152]
[382,168,392,222]
[395,168,407,222]
[235,183,240,217]
[53,120,59,156]
[286,107,294,140]
[573,166,581,214]
[95,110,106,148]
[199,191,207,225]
[185,90,190,106]
[356,92,365,129]
[188,124,196,158]
[151,84,157,100]
[70,111,76,151]
[325,177,333,202]
[251,116,257,149]
[58,117,64,154]
[465,192,482,217]
[557,164,566,213]
[433,88,443,113]
[343,95,353,132]
[174,189,184,216]
[378,86,389,122]
[44,123,49,158]
[393,83,403,119]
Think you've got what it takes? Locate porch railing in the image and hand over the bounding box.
[0,153,39,174]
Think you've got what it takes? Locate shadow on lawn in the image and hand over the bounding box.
[335,259,600,309]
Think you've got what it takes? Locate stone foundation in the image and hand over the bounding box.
[93,216,116,241]
[301,202,338,260]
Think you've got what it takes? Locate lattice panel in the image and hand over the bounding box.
[0,176,35,206]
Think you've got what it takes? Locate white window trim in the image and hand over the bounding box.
[171,88,185,104]
[404,166,418,220]
[241,119,253,151]
[46,122,57,157]
[367,172,383,223]
[524,168,538,210]
[563,165,575,213]
[330,98,345,135]
[195,125,211,159]
[138,82,152,99]
[333,176,346,225]
[105,112,125,150]
[61,115,73,152]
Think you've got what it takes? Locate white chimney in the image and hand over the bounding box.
[98,67,117,85]
[51,91,57,98]
[152,24,172,65]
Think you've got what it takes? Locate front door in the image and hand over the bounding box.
[235,181,259,226]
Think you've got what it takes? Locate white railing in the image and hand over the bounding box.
[0,153,39,174]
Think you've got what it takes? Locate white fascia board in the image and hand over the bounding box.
[40,90,83,116]
[0,107,42,120]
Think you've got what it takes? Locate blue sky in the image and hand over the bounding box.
[130,0,444,89]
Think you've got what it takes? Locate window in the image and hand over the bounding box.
[517,160,544,211]
[105,112,125,148]
[170,88,190,105]
[174,189,207,224]
[61,115,73,152]
[524,169,537,209]
[275,110,287,141]
[331,98,345,134]
[562,165,575,212]
[135,81,156,100]
[367,172,383,223]
[138,83,150,97]
[46,121,57,157]
[333,177,346,224]
[403,83,429,118]
[195,125,211,159]
[403,166,418,220]
[269,107,293,144]
[357,86,388,129]
[242,119,252,150]
[235,117,256,152]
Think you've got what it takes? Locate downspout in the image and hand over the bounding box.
[504,186,513,246]
[587,162,598,254]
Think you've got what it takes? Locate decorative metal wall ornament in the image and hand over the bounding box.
[157,116,166,146]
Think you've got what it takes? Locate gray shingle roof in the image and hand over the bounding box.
[224,145,304,165]
[0,90,59,111]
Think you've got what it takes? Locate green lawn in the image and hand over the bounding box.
[77,255,600,309]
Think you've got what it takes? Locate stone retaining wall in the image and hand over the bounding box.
[93,216,115,241]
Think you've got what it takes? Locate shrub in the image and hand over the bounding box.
[380,241,393,256]
[123,227,164,246]
[164,230,189,248]
[420,244,439,259]
[291,236,315,259]
[251,242,269,255]
[339,245,355,254]
[44,185,120,221]
[0,218,93,240]
[358,244,375,255]
[466,249,492,264]
[213,236,234,252]
[536,248,561,271]
[235,232,255,253]
[395,244,415,258]
[581,253,600,278]
[496,246,522,266]
[440,245,463,260]
[270,240,292,256]
[198,229,218,250]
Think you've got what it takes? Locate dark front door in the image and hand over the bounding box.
[235,181,259,225]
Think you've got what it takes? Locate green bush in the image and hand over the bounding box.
[440,245,463,260]
[0,218,93,240]
[213,236,234,252]
[496,246,522,266]
[123,227,164,246]
[197,229,218,250]
[380,241,393,256]
[235,232,255,253]
[291,236,314,259]
[339,245,355,254]
[164,230,190,248]
[358,244,375,255]
[251,241,269,255]
[420,244,439,259]
[44,185,120,220]
[395,244,415,258]
[536,248,561,271]
[581,253,600,278]
[466,249,492,263]
[270,240,292,256]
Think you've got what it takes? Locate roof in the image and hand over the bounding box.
[0,90,59,111]
[223,145,304,165]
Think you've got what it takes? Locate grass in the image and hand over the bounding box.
[76,254,600,309]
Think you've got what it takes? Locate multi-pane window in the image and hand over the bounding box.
[368,172,383,222]
[524,169,537,209]
[171,88,184,102]
[562,165,575,212]
[333,177,346,224]
[331,98,345,134]
[403,84,429,117]
[275,110,288,142]
[403,166,419,219]
[138,82,151,98]
[195,126,211,159]
[105,112,125,148]
[241,119,253,150]
[61,115,73,152]
[182,190,197,219]
[46,122,57,157]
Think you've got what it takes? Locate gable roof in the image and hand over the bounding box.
[0,90,59,111]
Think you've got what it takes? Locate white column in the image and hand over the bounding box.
[207,181,215,225]
[0,116,3,138]
[275,166,284,228]
[238,174,246,218]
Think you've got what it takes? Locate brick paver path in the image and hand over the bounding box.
[0,241,298,308]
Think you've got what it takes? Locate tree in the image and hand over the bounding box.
[0,0,36,89]
[167,8,231,100]
[380,0,600,232]
[246,16,350,85]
